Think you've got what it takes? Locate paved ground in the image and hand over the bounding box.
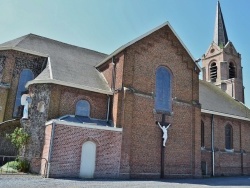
[1,175,250,188]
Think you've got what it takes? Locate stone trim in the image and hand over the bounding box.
[45,119,123,132]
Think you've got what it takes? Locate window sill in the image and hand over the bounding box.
[224,148,234,153]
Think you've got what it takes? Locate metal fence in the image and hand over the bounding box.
[0,155,48,177]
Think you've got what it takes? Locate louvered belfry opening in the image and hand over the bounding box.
[210,62,217,82]
[229,62,236,79]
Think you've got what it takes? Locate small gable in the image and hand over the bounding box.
[204,42,221,58]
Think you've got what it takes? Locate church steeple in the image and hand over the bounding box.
[213,1,228,47]
[202,1,245,103]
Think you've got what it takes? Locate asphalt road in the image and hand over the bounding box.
[1,175,250,188]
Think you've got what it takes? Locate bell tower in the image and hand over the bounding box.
[202,1,245,103]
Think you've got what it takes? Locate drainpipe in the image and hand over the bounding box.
[211,114,215,176]
[111,57,116,92]
[106,95,110,122]
[240,123,243,175]
[231,79,234,98]
[47,121,56,178]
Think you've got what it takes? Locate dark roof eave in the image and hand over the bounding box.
[201,108,250,122]
[0,46,49,57]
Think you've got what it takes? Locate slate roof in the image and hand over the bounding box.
[213,1,228,46]
[200,80,250,120]
[0,34,112,94]
[58,115,111,127]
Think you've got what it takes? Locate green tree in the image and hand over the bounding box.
[6,127,29,150]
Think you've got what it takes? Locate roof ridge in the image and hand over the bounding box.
[14,34,31,47]
[25,33,107,56]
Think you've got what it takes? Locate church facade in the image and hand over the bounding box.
[0,2,250,178]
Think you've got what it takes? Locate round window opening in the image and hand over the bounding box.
[210,49,215,53]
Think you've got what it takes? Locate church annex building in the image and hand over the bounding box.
[0,2,250,178]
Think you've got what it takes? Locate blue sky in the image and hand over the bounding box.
[0,0,249,107]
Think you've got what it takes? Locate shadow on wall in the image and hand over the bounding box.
[0,119,20,157]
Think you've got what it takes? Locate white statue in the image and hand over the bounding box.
[156,121,171,147]
[21,94,31,119]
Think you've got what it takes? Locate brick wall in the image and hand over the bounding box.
[48,84,108,120]
[41,124,52,176]
[98,25,201,178]
[42,123,122,178]
[98,53,125,127]
[201,113,250,176]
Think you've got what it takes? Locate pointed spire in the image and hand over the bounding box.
[213,1,228,47]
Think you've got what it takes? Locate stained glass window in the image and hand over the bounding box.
[201,121,205,147]
[225,124,233,150]
[155,66,172,114]
[75,100,90,117]
[13,69,34,117]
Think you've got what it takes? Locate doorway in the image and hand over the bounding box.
[79,141,96,178]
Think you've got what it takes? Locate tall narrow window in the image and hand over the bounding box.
[13,69,34,117]
[229,62,236,79]
[201,121,205,148]
[75,100,90,117]
[155,66,172,114]
[225,124,233,150]
[210,62,217,82]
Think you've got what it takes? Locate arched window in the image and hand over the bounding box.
[225,124,233,150]
[201,121,205,148]
[13,69,34,117]
[75,100,90,117]
[210,62,217,82]
[155,66,172,114]
[229,62,236,79]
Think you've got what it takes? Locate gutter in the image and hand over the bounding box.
[25,79,113,95]
[201,109,250,122]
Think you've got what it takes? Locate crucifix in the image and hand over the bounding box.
[156,114,171,178]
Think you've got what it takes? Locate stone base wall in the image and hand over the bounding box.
[0,119,20,156]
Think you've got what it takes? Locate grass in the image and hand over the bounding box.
[0,161,19,173]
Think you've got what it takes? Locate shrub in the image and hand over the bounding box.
[16,158,30,172]
[6,127,30,150]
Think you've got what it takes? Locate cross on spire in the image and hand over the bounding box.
[213,1,228,47]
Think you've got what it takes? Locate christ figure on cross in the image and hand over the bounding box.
[156,121,171,147]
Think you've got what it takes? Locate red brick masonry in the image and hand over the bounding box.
[41,121,122,178]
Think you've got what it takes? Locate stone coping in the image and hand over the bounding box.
[45,119,122,132]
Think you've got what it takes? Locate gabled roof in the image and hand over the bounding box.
[213,1,228,47]
[0,34,112,95]
[200,80,250,121]
[96,21,201,71]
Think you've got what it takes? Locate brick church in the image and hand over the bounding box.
[0,1,249,178]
